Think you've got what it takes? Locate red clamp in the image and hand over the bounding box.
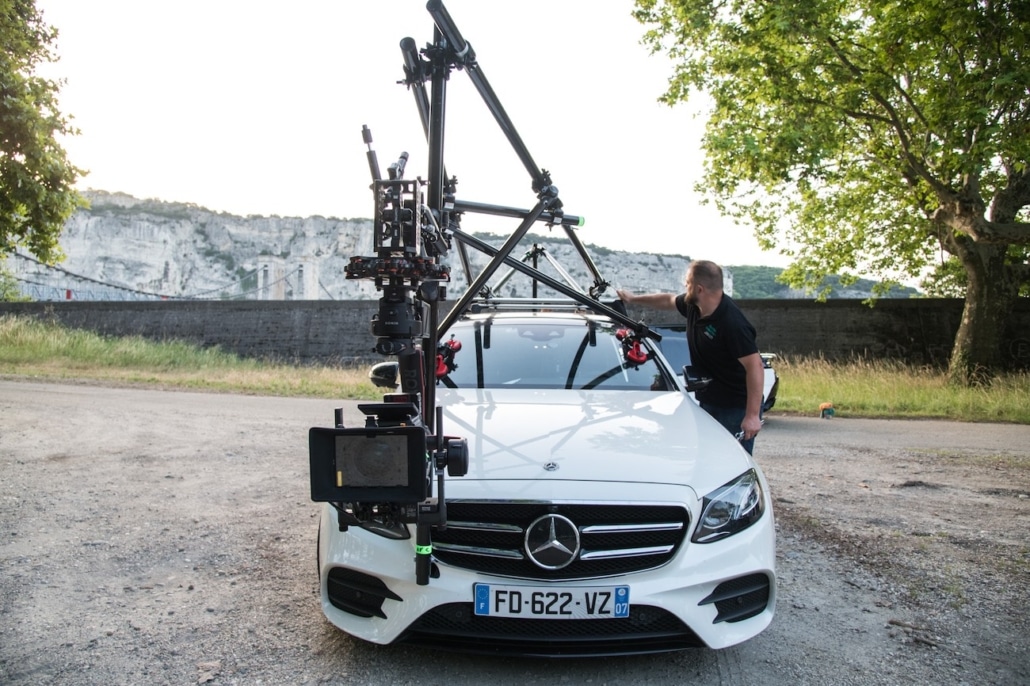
[436,337,462,378]
[616,328,648,365]
[626,340,648,365]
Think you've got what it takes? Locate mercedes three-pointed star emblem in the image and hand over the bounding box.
[524,514,581,570]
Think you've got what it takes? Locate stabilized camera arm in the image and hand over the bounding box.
[311,1,662,587]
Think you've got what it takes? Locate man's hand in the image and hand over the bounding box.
[741,412,763,441]
[739,352,765,440]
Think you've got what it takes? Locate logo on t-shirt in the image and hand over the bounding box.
[704,324,717,340]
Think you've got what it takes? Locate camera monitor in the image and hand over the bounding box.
[309,425,429,504]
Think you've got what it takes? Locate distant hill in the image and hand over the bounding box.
[727,265,920,299]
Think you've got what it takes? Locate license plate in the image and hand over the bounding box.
[473,583,630,619]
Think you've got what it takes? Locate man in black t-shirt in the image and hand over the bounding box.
[617,260,765,454]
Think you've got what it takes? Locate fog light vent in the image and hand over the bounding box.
[327,567,402,619]
[698,573,770,623]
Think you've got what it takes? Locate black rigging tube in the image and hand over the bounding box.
[362,125,382,183]
[562,224,608,297]
[440,226,659,341]
[400,38,431,139]
[421,26,451,432]
[424,283,441,432]
[425,1,608,294]
[402,35,458,214]
[439,196,556,334]
[426,26,448,214]
[426,0,551,195]
[451,199,582,228]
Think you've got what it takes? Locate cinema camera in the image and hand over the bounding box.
[307,115,473,584]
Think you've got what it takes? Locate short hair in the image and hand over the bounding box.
[689,260,724,291]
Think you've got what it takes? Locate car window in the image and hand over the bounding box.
[441,319,674,391]
[653,329,691,374]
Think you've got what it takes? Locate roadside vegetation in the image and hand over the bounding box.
[2,315,1027,423]
[773,356,1029,424]
[0,315,381,400]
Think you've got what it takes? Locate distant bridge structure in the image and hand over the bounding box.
[7,252,333,301]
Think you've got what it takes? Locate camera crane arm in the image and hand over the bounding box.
[404,1,611,305]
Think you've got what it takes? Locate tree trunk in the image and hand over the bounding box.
[948,239,1016,385]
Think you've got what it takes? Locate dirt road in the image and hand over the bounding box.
[1,380,1027,685]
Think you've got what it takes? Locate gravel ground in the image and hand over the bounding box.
[1,379,1028,685]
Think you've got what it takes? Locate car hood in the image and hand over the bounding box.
[437,388,753,497]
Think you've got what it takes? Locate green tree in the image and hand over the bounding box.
[635,0,1030,384]
[1,0,84,265]
[1,258,28,300]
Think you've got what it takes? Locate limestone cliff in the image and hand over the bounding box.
[29,190,694,301]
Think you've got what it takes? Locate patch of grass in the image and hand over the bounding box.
[0,315,380,399]
[771,355,1030,423]
[2,315,1029,420]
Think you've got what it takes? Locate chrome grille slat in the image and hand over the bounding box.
[580,545,675,560]
[433,542,525,559]
[581,522,684,534]
[445,520,524,534]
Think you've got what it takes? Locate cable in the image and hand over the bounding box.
[11,252,264,300]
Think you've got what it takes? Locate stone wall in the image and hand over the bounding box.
[1,301,374,366]
[632,299,1006,368]
[3,298,1029,369]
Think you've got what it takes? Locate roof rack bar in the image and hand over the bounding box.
[466,298,594,312]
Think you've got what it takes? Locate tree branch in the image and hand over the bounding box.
[823,35,950,199]
[991,166,1030,223]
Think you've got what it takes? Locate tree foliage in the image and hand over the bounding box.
[0,0,84,264]
[635,0,1030,383]
[1,258,27,300]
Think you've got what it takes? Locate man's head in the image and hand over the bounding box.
[684,260,724,307]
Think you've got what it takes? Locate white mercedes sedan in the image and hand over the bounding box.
[314,309,776,656]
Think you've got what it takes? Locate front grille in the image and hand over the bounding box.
[698,573,771,623]
[431,502,690,580]
[400,602,705,656]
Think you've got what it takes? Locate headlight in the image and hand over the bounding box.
[692,469,765,543]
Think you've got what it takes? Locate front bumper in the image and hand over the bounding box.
[315,482,776,656]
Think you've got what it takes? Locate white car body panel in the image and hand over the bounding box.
[438,388,745,494]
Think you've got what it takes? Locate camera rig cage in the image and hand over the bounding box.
[309,0,661,586]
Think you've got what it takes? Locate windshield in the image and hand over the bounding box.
[439,317,675,391]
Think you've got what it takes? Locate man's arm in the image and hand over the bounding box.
[739,352,765,440]
[616,289,677,311]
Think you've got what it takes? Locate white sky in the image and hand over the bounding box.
[35,0,790,268]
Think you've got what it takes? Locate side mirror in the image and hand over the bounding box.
[369,361,399,389]
[682,365,711,393]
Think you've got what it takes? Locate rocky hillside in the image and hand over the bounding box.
[27,191,693,301]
